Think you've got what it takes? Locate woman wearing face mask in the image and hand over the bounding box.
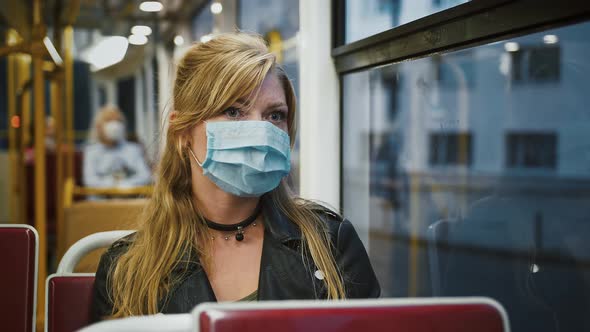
[83,105,152,188]
[91,32,379,321]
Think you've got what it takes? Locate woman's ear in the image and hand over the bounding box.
[169,111,178,122]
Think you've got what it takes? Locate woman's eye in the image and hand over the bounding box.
[223,107,242,118]
[269,111,287,122]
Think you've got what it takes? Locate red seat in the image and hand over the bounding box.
[0,224,38,332]
[47,276,95,332]
[194,298,510,332]
[46,230,134,332]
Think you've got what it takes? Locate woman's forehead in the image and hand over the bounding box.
[239,73,286,108]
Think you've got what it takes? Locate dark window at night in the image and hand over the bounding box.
[429,132,472,166]
[506,132,557,169]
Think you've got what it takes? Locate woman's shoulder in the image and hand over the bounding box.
[99,232,137,266]
[305,202,342,223]
[298,200,351,239]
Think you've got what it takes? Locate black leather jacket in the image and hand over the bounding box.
[91,199,380,321]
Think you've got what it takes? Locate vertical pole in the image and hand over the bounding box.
[17,54,31,229]
[299,0,341,209]
[408,175,420,297]
[6,30,19,224]
[64,26,74,184]
[33,55,47,332]
[52,77,65,259]
[134,70,145,145]
[32,0,47,329]
[144,59,155,156]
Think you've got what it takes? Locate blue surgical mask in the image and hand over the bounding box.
[188,120,291,197]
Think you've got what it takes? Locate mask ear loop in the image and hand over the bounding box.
[187,147,204,167]
[186,121,209,167]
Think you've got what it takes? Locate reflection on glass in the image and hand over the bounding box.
[343,22,590,332]
[345,0,470,43]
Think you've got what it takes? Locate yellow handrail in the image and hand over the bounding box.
[63,177,153,208]
[73,185,153,196]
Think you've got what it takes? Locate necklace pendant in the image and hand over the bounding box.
[236,226,244,241]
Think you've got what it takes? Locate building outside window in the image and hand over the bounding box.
[506,132,557,170]
[429,132,472,166]
[338,2,590,331]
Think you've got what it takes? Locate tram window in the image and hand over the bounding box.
[343,21,590,332]
[345,0,470,43]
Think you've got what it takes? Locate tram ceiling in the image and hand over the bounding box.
[45,0,206,43]
[0,0,32,40]
[1,0,207,57]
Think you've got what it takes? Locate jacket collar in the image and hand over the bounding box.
[162,193,322,310]
[260,194,301,243]
[172,194,300,273]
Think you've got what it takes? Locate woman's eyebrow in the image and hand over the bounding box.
[266,102,287,108]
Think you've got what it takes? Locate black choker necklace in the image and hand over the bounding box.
[204,202,262,241]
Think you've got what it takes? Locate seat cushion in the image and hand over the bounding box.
[196,300,507,332]
[48,275,95,332]
[0,226,37,332]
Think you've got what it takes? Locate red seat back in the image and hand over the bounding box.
[195,298,509,332]
[47,275,95,332]
[0,225,38,332]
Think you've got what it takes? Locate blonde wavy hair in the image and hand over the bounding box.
[108,32,345,318]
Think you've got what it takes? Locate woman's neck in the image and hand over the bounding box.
[192,171,260,225]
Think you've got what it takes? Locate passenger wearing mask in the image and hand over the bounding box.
[91,33,379,321]
[83,105,152,188]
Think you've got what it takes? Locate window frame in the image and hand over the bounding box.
[334,0,590,209]
[332,0,590,74]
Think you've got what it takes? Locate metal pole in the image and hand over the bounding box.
[64,26,74,183]
[51,76,66,260]
[16,54,31,230]
[32,0,48,329]
[6,30,19,225]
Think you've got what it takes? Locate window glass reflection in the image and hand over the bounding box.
[343,22,590,332]
[345,0,470,43]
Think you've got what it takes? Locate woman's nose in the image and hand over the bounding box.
[247,111,263,121]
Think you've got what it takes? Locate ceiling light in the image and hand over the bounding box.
[139,1,163,12]
[43,36,63,65]
[81,36,128,71]
[174,35,184,46]
[131,25,152,36]
[210,2,223,14]
[543,34,558,44]
[504,42,519,52]
[129,34,148,45]
[200,34,213,43]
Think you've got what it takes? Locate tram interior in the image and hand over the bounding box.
[1,0,590,332]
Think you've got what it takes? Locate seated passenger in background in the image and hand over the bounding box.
[92,32,379,321]
[83,105,152,188]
